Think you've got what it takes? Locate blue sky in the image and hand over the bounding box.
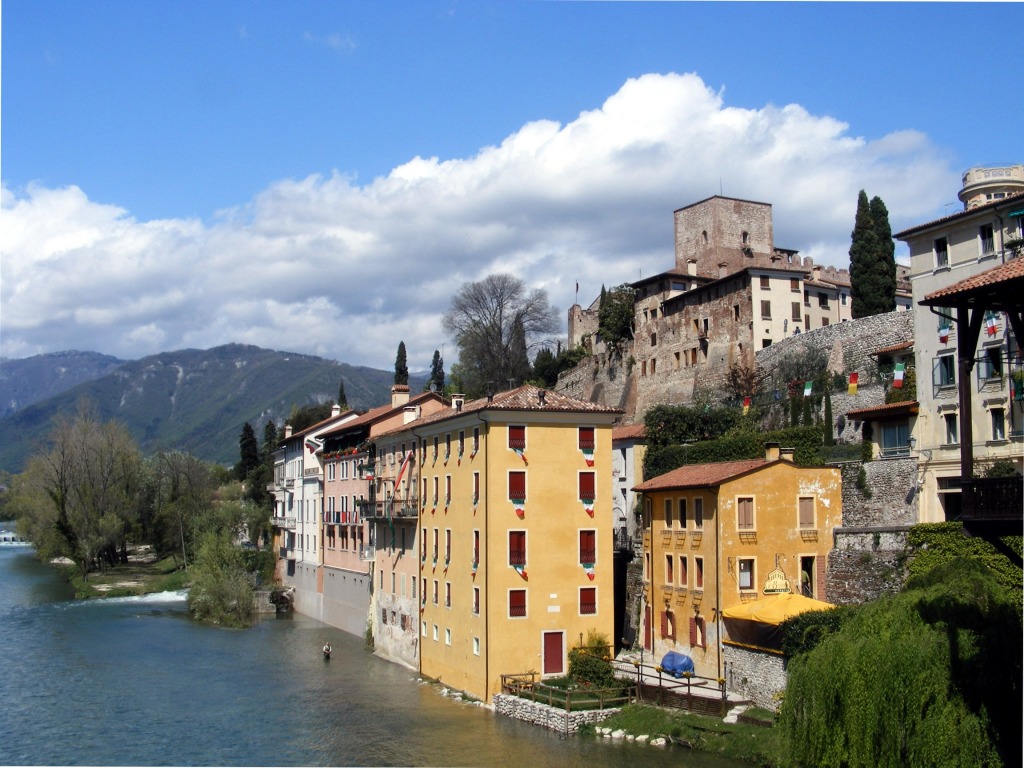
[3,1,1021,369]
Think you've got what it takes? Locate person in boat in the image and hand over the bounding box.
[322,642,332,657]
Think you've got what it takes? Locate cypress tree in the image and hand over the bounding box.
[337,378,348,410]
[869,195,897,314]
[236,422,260,480]
[427,350,445,393]
[394,341,409,386]
[823,388,834,446]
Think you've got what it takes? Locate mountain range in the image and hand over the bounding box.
[0,344,426,473]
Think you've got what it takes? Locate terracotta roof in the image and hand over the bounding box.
[375,384,621,436]
[921,256,1024,303]
[872,340,915,356]
[846,400,919,420]
[612,423,646,442]
[894,191,1024,239]
[633,458,768,492]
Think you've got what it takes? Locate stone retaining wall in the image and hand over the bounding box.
[828,527,912,605]
[492,694,620,734]
[724,646,787,712]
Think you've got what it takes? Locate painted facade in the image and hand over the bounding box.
[410,385,621,703]
[634,446,841,680]
[896,187,1024,522]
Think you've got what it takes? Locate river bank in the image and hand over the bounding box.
[52,544,189,598]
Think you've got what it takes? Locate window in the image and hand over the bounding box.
[991,408,1006,441]
[650,358,656,374]
[694,557,704,590]
[979,223,995,255]
[944,413,959,445]
[934,355,956,388]
[578,471,596,502]
[578,426,595,450]
[432,436,439,461]
[473,637,480,656]
[472,530,480,565]
[660,610,676,641]
[651,332,657,347]
[798,496,815,528]
[421,527,427,560]
[663,498,673,528]
[508,531,526,566]
[694,498,704,529]
[689,616,707,649]
[509,589,527,618]
[881,423,910,456]
[760,275,770,290]
[444,475,451,505]
[737,497,755,530]
[978,346,1003,381]
[790,278,800,292]
[326,461,336,481]
[444,582,451,609]
[472,427,480,453]
[678,555,688,587]
[760,300,772,319]
[458,431,464,456]
[678,498,687,528]
[791,302,802,321]
[444,529,451,562]
[444,433,451,459]
[445,628,451,645]
[508,425,526,451]
[579,530,596,564]
[508,471,526,501]
[432,580,438,605]
[579,587,597,615]
[934,237,949,268]
[433,625,438,641]
[422,621,427,637]
[472,586,480,615]
[665,554,674,585]
[738,558,755,590]
[472,472,480,503]
[818,293,829,308]
[432,528,439,560]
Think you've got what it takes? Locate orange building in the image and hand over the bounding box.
[634,444,841,680]
[410,385,621,702]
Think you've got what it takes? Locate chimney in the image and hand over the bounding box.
[403,405,420,424]
[538,389,547,406]
[391,384,410,408]
[812,264,822,282]
[764,442,780,462]
[687,259,697,276]
[452,394,465,412]
[331,403,341,417]
[284,425,293,439]
[780,447,795,463]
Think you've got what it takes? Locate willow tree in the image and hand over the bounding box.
[780,558,1019,767]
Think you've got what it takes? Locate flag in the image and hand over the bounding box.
[939,325,950,344]
[394,450,414,490]
[848,371,859,396]
[304,437,321,454]
[803,381,812,397]
[743,396,751,415]
[986,313,998,337]
[893,362,905,388]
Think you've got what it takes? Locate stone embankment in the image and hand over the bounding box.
[491,693,620,734]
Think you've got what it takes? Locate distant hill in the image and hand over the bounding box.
[0,351,126,417]
[0,344,428,473]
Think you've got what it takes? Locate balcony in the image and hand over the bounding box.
[361,499,420,519]
[960,476,1024,535]
[272,516,296,530]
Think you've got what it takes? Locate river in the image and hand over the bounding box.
[0,543,744,767]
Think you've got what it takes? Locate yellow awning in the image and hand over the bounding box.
[721,593,834,626]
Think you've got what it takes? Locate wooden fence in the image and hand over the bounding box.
[499,672,635,712]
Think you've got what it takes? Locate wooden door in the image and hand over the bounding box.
[542,631,564,675]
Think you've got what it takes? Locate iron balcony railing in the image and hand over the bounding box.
[360,499,420,519]
[960,476,1024,523]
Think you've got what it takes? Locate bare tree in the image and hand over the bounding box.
[442,273,559,398]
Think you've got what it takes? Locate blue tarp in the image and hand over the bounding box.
[660,651,695,678]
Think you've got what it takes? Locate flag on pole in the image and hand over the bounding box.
[394,450,414,490]
[893,362,906,388]
[985,313,998,337]
[848,372,859,395]
[742,396,751,415]
[803,381,813,398]
[939,324,950,344]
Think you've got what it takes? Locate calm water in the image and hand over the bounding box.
[0,545,743,767]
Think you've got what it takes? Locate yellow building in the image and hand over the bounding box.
[634,444,841,680]
[412,385,621,703]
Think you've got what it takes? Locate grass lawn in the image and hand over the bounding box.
[585,703,786,767]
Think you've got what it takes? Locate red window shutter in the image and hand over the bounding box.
[660,611,669,638]
[579,530,596,564]
[579,472,596,500]
[580,587,596,615]
[508,471,526,500]
[509,531,526,566]
[508,425,526,450]
[509,589,526,617]
[578,427,595,450]
[689,617,697,646]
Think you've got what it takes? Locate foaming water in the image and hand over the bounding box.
[0,548,742,767]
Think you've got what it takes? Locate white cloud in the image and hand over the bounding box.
[0,72,956,369]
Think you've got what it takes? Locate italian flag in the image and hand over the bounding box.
[848,371,859,396]
[986,313,998,337]
[939,325,950,344]
[893,362,905,388]
[582,448,595,467]
[803,381,813,398]
[583,563,595,581]
[513,564,528,580]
